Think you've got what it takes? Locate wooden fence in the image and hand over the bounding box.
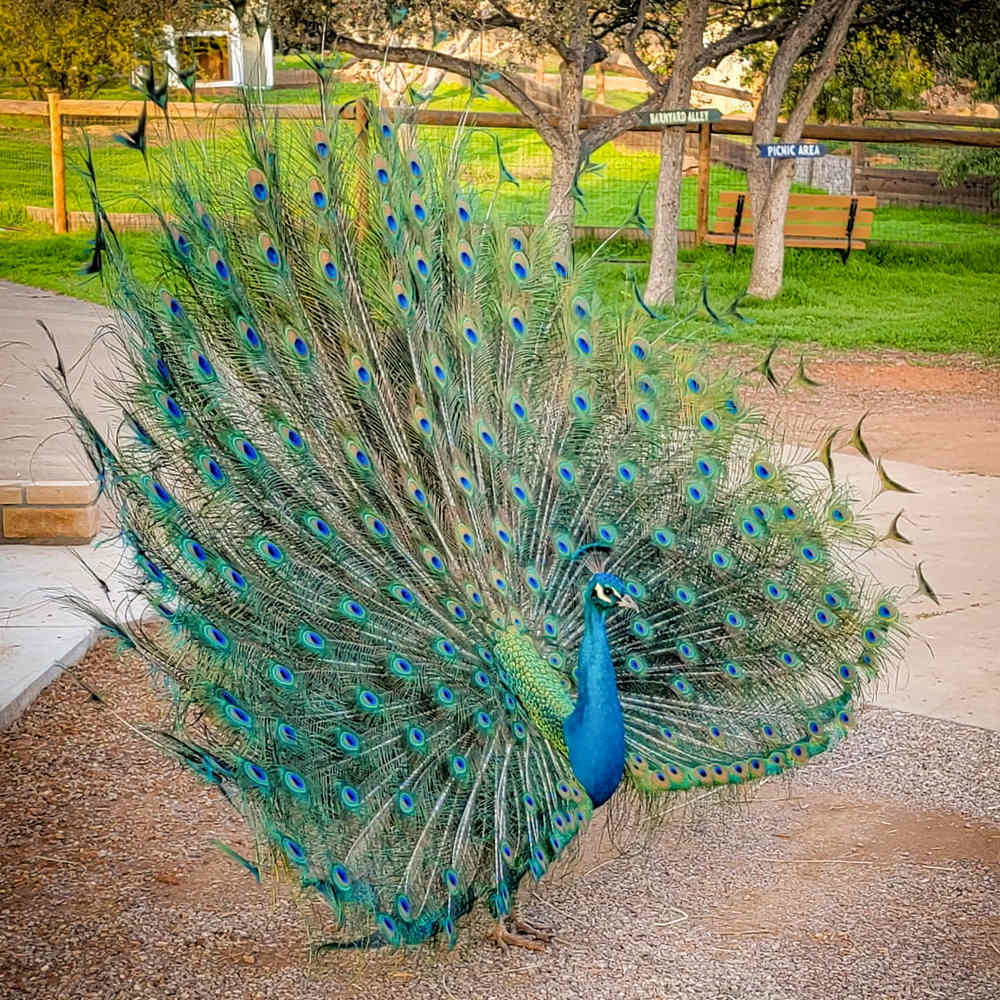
[2,94,998,237]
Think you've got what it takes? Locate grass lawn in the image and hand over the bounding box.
[2,79,997,356]
[2,221,996,355]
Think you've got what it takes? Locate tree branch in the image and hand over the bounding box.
[622,0,661,91]
[579,85,667,156]
[752,0,842,145]
[783,0,861,140]
[696,16,796,71]
[332,35,563,149]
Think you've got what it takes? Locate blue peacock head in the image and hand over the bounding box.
[586,572,640,616]
[572,543,639,617]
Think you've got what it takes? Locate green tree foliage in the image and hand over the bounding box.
[742,28,933,124]
[0,0,199,99]
[920,3,1000,200]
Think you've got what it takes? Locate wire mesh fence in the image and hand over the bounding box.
[2,96,998,251]
[0,113,52,220]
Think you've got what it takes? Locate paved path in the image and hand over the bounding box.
[0,281,996,732]
[0,280,113,486]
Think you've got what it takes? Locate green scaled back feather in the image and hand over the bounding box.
[60,98,911,950]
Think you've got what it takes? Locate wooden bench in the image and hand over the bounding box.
[707,191,877,261]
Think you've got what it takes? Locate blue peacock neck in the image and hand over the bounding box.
[563,594,626,807]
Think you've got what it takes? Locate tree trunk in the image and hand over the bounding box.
[545,46,586,260]
[747,0,860,299]
[546,138,580,259]
[644,126,688,304]
[643,0,709,305]
[746,159,795,298]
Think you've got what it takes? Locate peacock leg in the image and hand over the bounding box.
[488,904,556,951]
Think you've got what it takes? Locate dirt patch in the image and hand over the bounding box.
[725,347,1000,477]
[1,641,998,1000]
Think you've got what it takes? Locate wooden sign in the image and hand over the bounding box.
[757,142,828,158]
[640,108,722,127]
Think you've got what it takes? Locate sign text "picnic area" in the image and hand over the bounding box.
[757,142,828,158]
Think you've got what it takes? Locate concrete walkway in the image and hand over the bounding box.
[0,283,996,732]
[0,281,114,541]
[0,280,112,485]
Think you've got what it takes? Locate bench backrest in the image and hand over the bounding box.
[713,191,877,242]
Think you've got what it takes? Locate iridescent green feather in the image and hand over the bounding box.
[59,92,914,950]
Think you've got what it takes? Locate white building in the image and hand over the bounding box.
[164,12,274,90]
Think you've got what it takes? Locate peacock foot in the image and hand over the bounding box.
[489,914,556,952]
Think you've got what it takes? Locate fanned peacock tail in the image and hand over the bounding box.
[59,95,914,949]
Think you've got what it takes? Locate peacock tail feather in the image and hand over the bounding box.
[58,95,911,949]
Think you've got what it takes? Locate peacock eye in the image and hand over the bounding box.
[594,582,614,605]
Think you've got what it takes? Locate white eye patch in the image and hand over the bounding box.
[594,583,620,605]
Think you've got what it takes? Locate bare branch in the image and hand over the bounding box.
[622,0,661,91]
[784,0,861,140]
[696,16,795,71]
[579,85,668,156]
[332,35,564,149]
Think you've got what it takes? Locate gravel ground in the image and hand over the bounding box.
[1,641,998,1000]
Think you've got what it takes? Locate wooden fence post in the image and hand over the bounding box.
[46,90,68,234]
[695,122,712,246]
[595,62,606,103]
[850,87,865,195]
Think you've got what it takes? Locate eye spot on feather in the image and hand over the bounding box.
[286,330,310,359]
[149,480,172,505]
[618,462,637,484]
[243,761,268,786]
[270,662,294,688]
[309,177,328,209]
[389,656,414,681]
[299,627,325,652]
[652,527,675,548]
[357,689,381,712]
[239,319,263,351]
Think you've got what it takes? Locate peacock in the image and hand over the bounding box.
[53,92,919,952]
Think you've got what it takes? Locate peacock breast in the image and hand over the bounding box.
[493,627,573,755]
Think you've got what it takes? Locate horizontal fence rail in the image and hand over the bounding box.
[4,99,1000,147]
[2,95,997,246]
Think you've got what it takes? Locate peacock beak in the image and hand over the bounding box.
[617,594,639,613]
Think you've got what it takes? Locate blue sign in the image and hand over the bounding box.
[757,142,828,158]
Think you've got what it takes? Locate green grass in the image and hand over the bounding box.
[589,239,1000,355]
[1,220,996,355]
[0,224,160,299]
[2,81,997,355]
